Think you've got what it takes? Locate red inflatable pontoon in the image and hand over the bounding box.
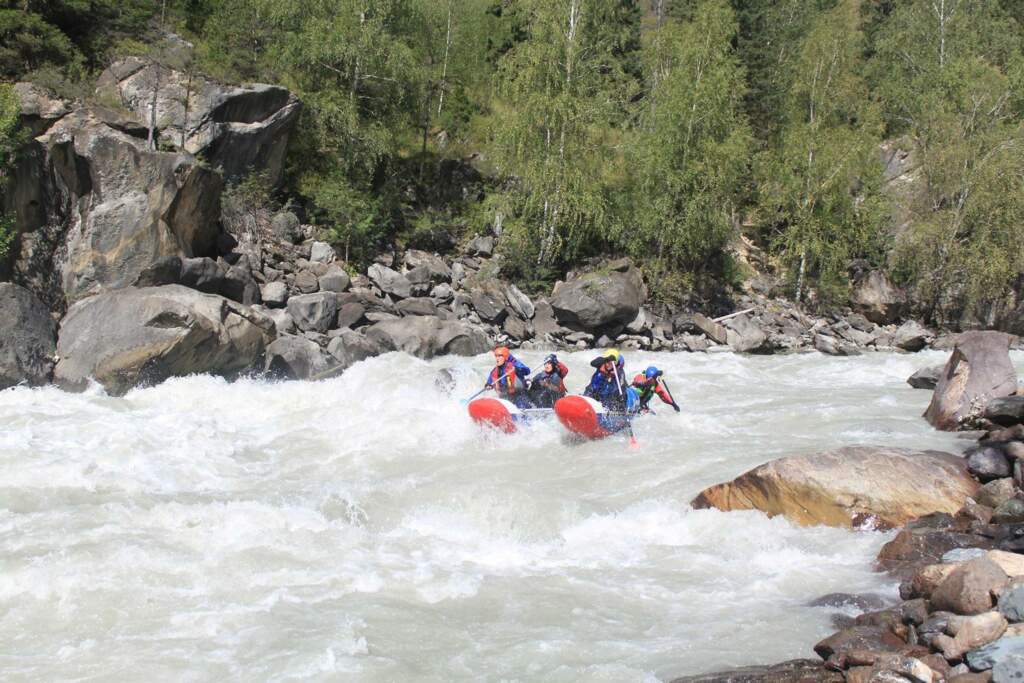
[554,395,629,440]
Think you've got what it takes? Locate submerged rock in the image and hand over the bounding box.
[691,446,979,529]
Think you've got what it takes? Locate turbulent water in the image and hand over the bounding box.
[2,349,1014,681]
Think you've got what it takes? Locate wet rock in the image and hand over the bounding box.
[986,398,1024,428]
[906,563,960,600]
[978,479,1019,509]
[54,285,270,395]
[894,321,934,352]
[813,625,907,659]
[692,446,979,529]
[318,266,350,294]
[909,365,944,390]
[0,283,57,389]
[934,612,1008,660]
[367,264,412,299]
[365,316,489,359]
[925,332,1018,431]
[286,292,338,333]
[931,557,1009,615]
[550,260,645,330]
[810,593,889,612]
[966,636,1024,672]
[969,449,1013,483]
[264,334,335,380]
[669,659,842,683]
[993,499,1024,525]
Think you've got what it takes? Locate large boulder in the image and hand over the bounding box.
[95,56,301,184]
[908,365,944,390]
[54,285,272,395]
[5,106,224,310]
[367,263,412,299]
[0,283,57,389]
[725,314,768,353]
[365,316,489,359]
[986,397,1024,428]
[286,292,338,333]
[925,331,1018,431]
[550,260,646,331]
[691,446,980,529]
[849,269,906,324]
[930,557,1009,615]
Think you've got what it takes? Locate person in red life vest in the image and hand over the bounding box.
[632,366,680,413]
[485,346,532,408]
[528,353,569,408]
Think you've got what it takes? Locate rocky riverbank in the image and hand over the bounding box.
[677,332,1024,683]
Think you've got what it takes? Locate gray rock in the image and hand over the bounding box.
[13,82,70,134]
[926,331,1018,431]
[993,498,1024,525]
[967,636,1024,672]
[0,283,57,389]
[550,262,645,330]
[893,320,934,352]
[367,263,412,299]
[261,281,288,308]
[430,283,453,302]
[96,56,301,185]
[270,211,300,243]
[181,257,227,294]
[532,299,565,339]
[286,292,338,333]
[326,329,382,369]
[994,652,1024,683]
[450,262,467,289]
[365,316,489,359]
[815,333,862,356]
[908,364,943,390]
[968,448,1013,482]
[977,478,1019,508]
[221,261,260,305]
[335,302,366,329]
[404,250,451,282]
[466,234,494,257]
[318,266,350,294]
[293,270,319,294]
[503,312,532,340]
[725,314,768,353]
[133,256,182,288]
[309,241,335,264]
[505,283,535,320]
[688,314,729,345]
[54,285,271,395]
[849,269,906,324]
[264,307,295,335]
[469,281,508,323]
[987,397,1024,428]
[396,298,439,317]
[264,334,335,380]
[1000,584,1024,623]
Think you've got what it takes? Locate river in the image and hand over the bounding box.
[0,350,1011,681]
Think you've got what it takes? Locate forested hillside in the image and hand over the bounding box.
[2,0,1024,327]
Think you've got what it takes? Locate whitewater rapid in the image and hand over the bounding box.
[1,350,1011,681]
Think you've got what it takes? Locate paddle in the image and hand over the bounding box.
[612,365,639,449]
[460,385,490,406]
[662,379,681,413]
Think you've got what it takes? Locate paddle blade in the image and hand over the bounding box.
[628,434,639,450]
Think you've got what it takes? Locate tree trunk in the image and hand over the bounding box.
[437,1,454,117]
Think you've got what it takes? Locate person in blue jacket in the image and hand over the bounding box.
[583,348,629,411]
[485,346,532,408]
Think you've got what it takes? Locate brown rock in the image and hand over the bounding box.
[907,563,960,599]
[669,659,842,683]
[931,557,1009,615]
[692,446,979,529]
[987,550,1024,579]
[814,625,907,660]
[949,673,992,683]
[977,479,1020,509]
[925,331,1018,431]
[693,313,729,345]
[933,612,1007,660]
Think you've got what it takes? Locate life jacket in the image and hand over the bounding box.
[489,359,520,395]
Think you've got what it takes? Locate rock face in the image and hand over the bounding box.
[0,283,57,389]
[365,316,489,359]
[550,260,645,331]
[849,269,906,324]
[925,331,1018,431]
[6,105,224,309]
[54,285,272,395]
[691,446,979,529]
[95,57,301,184]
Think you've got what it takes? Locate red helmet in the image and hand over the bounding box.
[493,346,510,362]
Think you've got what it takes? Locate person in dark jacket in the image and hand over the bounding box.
[631,366,680,413]
[583,349,628,411]
[528,354,569,408]
[485,346,532,408]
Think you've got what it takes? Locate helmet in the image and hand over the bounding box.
[544,354,558,365]
[493,346,510,361]
[605,348,620,362]
[644,366,663,380]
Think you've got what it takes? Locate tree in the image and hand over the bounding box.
[756,0,886,304]
[0,83,22,259]
[623,0,751,298]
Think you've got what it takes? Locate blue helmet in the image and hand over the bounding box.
[544,354,559,365]
[644,366,662,379]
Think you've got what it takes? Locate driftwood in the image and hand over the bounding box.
[712,307,755,324]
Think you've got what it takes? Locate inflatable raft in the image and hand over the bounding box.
[467,397,553,434]
[553,395,636,440]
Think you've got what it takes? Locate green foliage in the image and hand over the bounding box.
[623,0,752,302]
[0,82,22,259]
[755,0,887,305]
[0,8,82,79]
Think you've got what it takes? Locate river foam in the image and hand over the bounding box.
[1,350,1014,681]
